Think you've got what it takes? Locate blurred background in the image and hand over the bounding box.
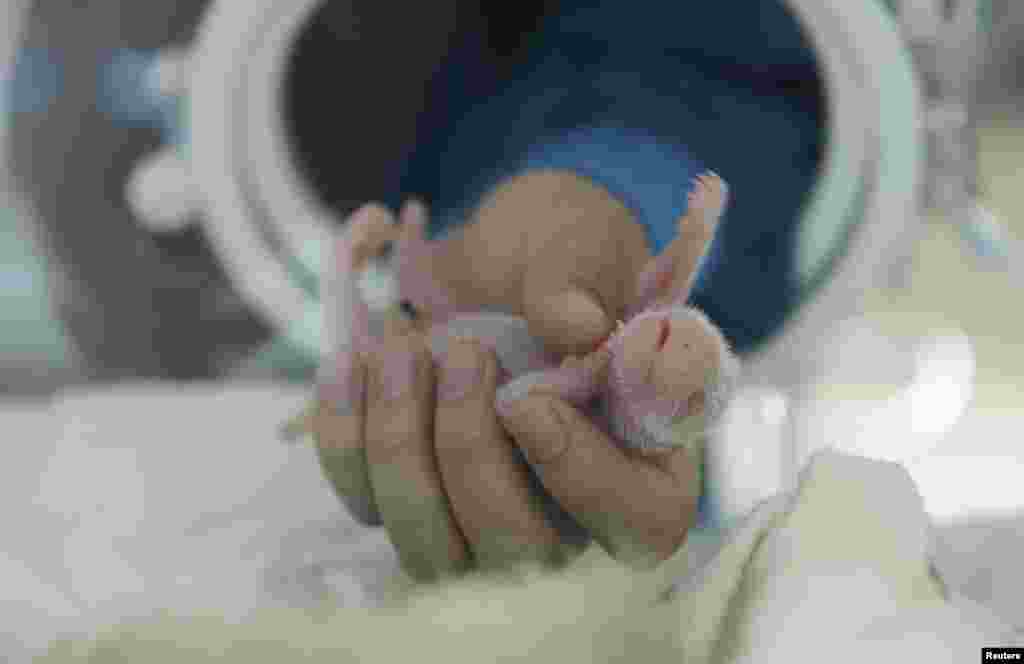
[2,0,1019,387]
[1,0,830,388]
[0,0,1011,385]
[1,0,1023,644]
[1,0,267,390]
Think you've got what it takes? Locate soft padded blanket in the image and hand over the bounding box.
[3,383,1019,662]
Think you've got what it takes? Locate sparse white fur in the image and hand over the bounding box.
[665,305,741,431]
[606,305,740,451]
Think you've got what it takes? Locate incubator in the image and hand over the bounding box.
[3,0,1024,657]
[107,0,994,516]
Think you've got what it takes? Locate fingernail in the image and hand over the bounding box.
[347,202,382,231]
[376,345,417,401]
[317,352,363,416]
[346,203,370,225]
[438,338,483,401]
[400,198,428,227]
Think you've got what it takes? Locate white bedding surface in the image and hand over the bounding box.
[2,382,1022,661]
[1,383,399,661]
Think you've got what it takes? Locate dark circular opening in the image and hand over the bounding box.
[284,0,558,218]
[284,0,827,354]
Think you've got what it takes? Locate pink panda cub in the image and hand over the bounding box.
[334,172,737,462]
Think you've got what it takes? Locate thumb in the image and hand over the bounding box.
[500,395,573,468]
[523,287,614,357]
[500,395,698,567]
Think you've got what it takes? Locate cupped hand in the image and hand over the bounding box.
[312,173,717,580]
[315,330,700,582]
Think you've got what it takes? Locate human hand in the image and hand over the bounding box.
[308,171,726,579]
[310,205,701,579]
[315,331,701,582]
[315,332,574,582]
[314,206,568,579]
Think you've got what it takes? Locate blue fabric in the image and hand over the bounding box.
[514,125,716,291]
[391,0,823,355]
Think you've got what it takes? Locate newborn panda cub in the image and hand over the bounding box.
[347,172,736,443]
[292,171,736,534]
[424,172,736,537]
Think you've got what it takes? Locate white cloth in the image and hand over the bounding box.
[670,450,1020,662]
[2,383,1021,662]
[1,383,397,662]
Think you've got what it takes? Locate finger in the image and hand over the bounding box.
[363,333,470,581]
[434,338,566,569]
[522,285,614,357]
[499,396,700,568]
[314,350,381,526]
[399,197,429,228]
[347,202,398,269]
[330,207,398,353]
[393,200,460,325]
